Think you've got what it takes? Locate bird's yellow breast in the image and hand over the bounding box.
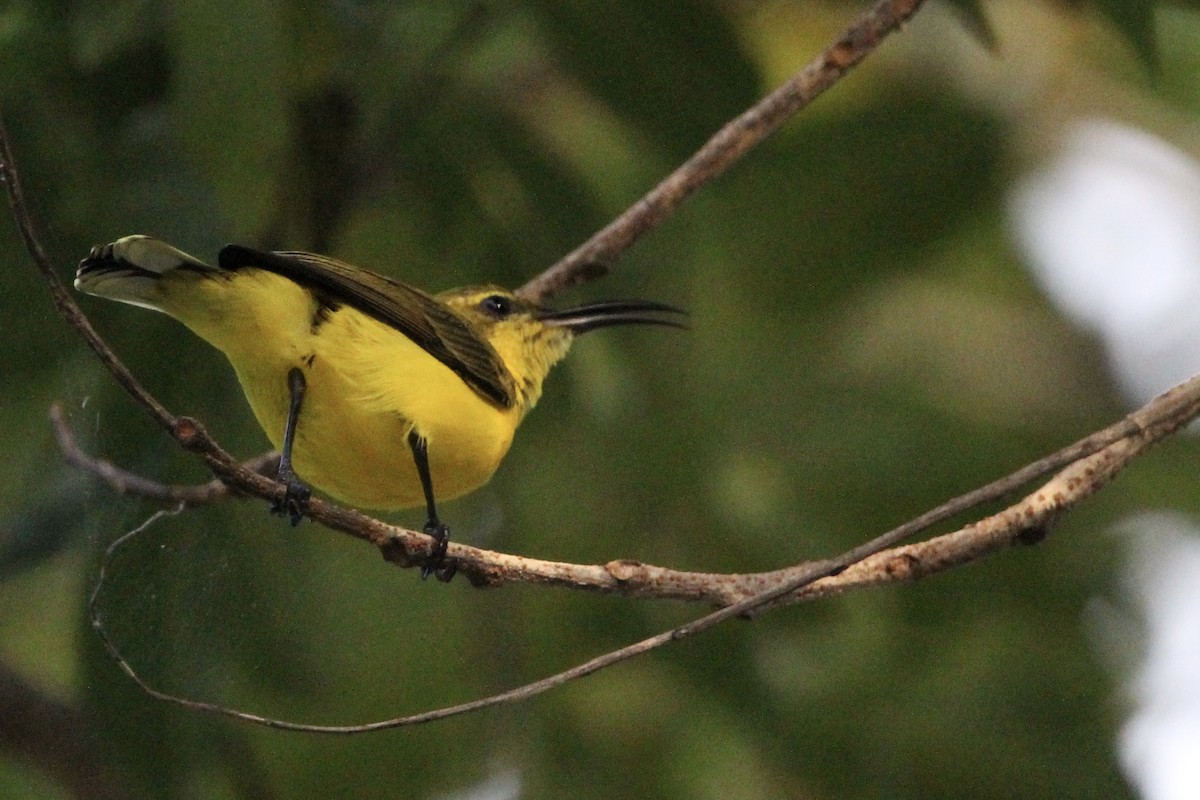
[157,269,519,510]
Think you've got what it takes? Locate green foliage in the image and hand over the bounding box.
[1092,0,1160,66]
[947,0,1169,68]
[1,1,1195,798]
[942,0,999,51]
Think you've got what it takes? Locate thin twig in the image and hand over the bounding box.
[516,0,927,303]
[50,402,279,505]
[0,111,261,512]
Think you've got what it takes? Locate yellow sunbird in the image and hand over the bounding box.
[75,236,684,578]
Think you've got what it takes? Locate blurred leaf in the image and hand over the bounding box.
[942,0,998,51]
[1091,0,1159,68]
[529,0,760,162]
[67,0,157,70]
[0,476,89,579]
[168,0,291,240]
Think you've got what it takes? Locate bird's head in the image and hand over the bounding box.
[440,287,686,415]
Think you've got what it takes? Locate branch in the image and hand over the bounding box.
[516,0,927,304]
[50,402,279,506]
[88,375,1198,733]
[73,371,1200,601]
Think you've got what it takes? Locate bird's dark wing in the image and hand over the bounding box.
[219,245,515,408]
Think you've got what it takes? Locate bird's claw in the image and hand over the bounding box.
[270,476,311,526]
[420,521,456,582]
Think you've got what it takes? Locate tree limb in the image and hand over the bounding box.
[74,372,1200,602]
[87,374,1198,733]
[516,0,927,303]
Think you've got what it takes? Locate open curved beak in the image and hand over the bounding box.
[536,300,688,334]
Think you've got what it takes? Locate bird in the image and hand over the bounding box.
[75,235,684,578]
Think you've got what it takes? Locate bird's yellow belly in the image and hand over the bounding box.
[231,304,517,510]
[255,358,516,510]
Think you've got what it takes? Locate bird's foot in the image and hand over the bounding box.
[270,473,311,526]
[420,521,456,582]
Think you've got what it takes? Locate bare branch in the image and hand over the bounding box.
[50,402,279,506]
[54,350,1200,601]
[88,375,1198,733]
[194,373,1200,597]
[391,371,1200,599]
[516,0,927,303]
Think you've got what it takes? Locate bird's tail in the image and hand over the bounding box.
[75,235,220,312]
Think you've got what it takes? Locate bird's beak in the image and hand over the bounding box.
[536,300,688,334]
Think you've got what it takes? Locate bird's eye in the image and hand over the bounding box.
[480,294,513,318]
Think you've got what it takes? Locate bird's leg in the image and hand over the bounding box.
[271,367,312,525]
[407,429,456,582]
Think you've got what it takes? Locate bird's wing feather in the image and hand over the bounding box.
[218,245,515,408]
